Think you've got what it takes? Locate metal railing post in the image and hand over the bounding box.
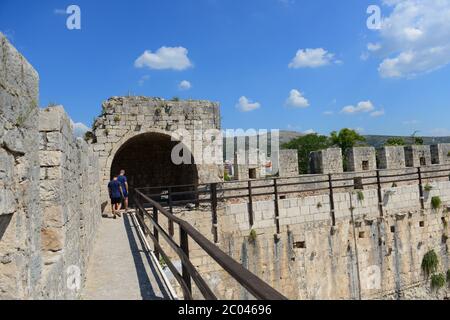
[153,206,159,260]
[248,180,254,227]
[418,167,425,210]
[273,178,280,234]
[195,183,200,209]
[376,170,384,217]
[168,187,174,237]
[211,183,219,243]
[328,174,336,226]
[179,228,192,298]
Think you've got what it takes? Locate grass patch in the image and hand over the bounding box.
[159,256,167,269]
[357,191,365,202]
[422,250,439,277]
[431,273,446,290]
[431,196,442,210]
[248,229,257,243]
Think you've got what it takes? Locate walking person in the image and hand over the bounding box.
[118,169,129,213]
[108,174,124,219]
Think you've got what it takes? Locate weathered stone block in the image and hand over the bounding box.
[0,188,15,215]
[430,144,450,165]
[376,146,405,169]
[39,106,66,132]
[272,149,299,177]
[309,148,343,174]
[404,145,431,167]
[41,228,63,252]
[40,151,63,167]
[40,180,61,202]
[346,147,376,172]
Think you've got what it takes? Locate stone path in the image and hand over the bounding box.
[82,213,171,300]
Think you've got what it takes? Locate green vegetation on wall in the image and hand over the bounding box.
[421,250,439,277]
[248,229,257,243]
[431,196,442,210]
[357,191,365,202]
[431,273,446,290]
[282,133,331,174]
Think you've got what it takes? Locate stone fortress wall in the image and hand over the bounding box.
[38,106,101,299]
[164,145,450,300]
[172,167,450,300]
[0,33,101,299]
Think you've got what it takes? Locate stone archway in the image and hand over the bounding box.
[109,131,198,202]
[92,97,223,213]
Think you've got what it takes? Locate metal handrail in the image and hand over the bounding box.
[134,189,288,301]
[132,165,450,299]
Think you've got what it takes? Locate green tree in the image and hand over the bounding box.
[282,134,331,174]
[384,137,406,146]
[414,137,424,145]
[330,129,366,171]
[330,128,366,153]
[411,130,424,145]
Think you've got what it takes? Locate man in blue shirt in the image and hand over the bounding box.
[117,169,129,213]
[108,174,124,219]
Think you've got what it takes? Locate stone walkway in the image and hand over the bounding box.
[82,213,171,300]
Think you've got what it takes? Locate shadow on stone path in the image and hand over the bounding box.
[82,213,171,300]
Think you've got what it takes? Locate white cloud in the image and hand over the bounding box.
[138,75,150,86]
[235,96,261,112]
[285,89,309,108]
[178,80,192,90]
[370,109,385,117]
[341,101,375,114]
[360,52,370,61]
[367,42,382,52]
[373,0,450,78]
[71,120,90,138]
[289,48,338,68]
[302,129,316,134]
[134,46,193,71]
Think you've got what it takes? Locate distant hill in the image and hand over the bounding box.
[223,131,450,160]
[362,135,450,148]
[276,131,450,148]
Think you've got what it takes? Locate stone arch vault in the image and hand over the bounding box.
[91,96,223,213]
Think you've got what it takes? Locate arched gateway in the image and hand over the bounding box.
[91,96,223,212]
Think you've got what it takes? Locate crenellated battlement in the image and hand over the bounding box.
[308,144,450,174]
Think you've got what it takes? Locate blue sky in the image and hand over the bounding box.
[1,0,450,136]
